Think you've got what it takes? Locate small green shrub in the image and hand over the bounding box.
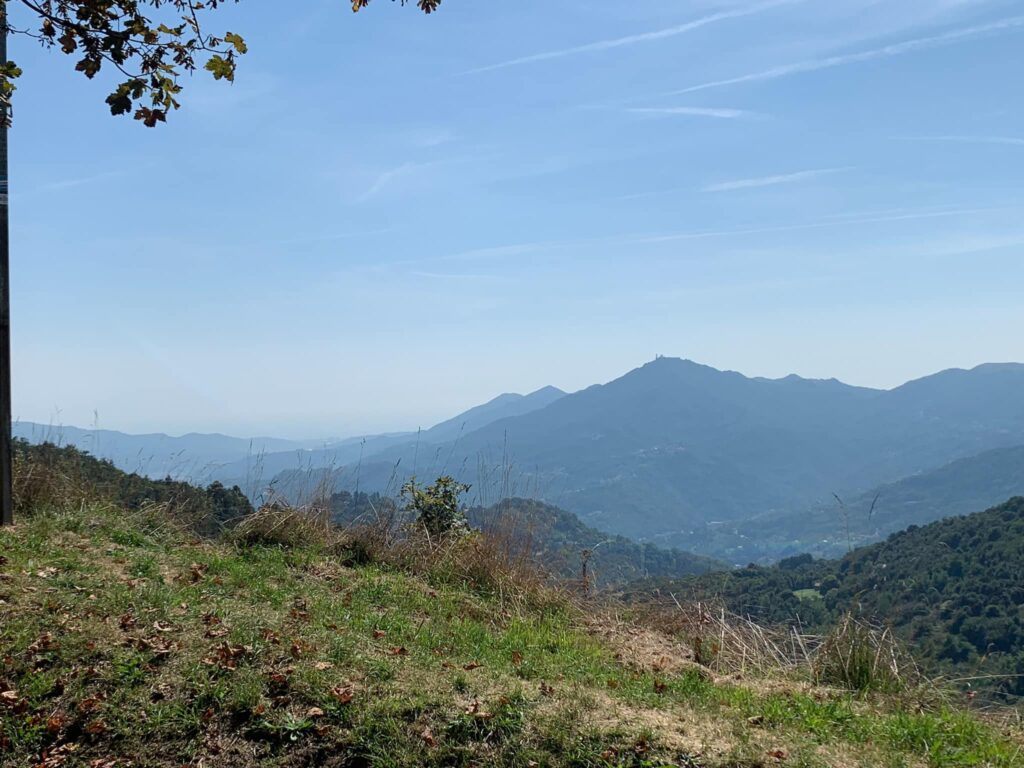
[400,475,471,539]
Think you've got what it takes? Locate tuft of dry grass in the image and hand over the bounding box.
[628,597,924,698]
[341,518,560,613]
[11,441,105,517]
[632,598,822,678]
[228,500,339,550]
[812,612,919,693]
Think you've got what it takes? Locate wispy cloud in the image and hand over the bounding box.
[39,169,128,192]
[410,127,456,148]
[627,106,756,119]
[631,204,1018,244]
[408,271,498,281]
[443,241,563,262]
[704,167,850,192]
[428,202,1019,266]
[664,15,1024,95]
[462,0,800,75]
[896,135,1024,146]
[356,161,441,203]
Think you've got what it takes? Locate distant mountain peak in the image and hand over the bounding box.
[529,385,566,398]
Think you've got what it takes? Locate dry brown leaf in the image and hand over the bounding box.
[464,699,492,719]
[84,719,108,735]
[78,696,103,713]
[329,686,355,704]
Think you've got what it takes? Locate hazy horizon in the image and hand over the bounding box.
[9,0,1024,438]
[13,356,1024,441]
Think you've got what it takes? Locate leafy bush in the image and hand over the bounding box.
[400,475,471,539]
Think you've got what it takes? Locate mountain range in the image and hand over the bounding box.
[17,358,1024,562]
[251,358,1024,557]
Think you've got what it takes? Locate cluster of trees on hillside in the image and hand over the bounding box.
[14,440,252,534]
[634,497,1024,699]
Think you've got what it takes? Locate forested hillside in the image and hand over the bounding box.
[691,444,1024,562]
[638,497,1024,699]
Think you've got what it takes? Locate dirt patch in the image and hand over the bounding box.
[575,689,736,762]
[586,618,715,681]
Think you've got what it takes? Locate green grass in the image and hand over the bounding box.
[1,504,1021,768]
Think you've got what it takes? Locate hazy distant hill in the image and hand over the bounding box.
[12,422,315,480]
[635,497,1024,699]
[698,444,1024,562]
[424,386,565,443]
[14,386,566,491]
[321,359,1024,551]
[213,386,566,494]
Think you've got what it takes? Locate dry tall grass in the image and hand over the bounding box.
[813,612,920,693]
[343,511,558,612]
[228,501,339,550]
[11,441,106,517]
[631,596,921,694]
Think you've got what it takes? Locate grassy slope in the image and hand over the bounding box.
[2,504,1022,768]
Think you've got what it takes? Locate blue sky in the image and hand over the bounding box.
[9,0,1024,438]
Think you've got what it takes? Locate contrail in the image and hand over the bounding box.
[462,0,803,75]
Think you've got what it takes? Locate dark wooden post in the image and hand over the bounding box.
[0,0,12,526]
